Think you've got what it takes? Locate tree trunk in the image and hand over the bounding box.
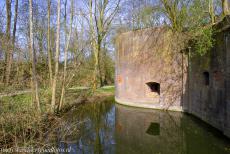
[161,0,181,31]
[51,0,61,113]
[5,0,12,85]
[89,0,120,90]
[209,0,215,24]
[97,41,103,87]
[13,0,19,82]
[102,46,108,85]
[12,0,18,82]
[59,0,74,111]
[89,0,98,90]
[29,0,41,112]
[96,2,104,88]
[47,0,53,87]
[222,0,229,16]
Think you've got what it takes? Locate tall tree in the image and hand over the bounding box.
[89,0,98,90]
[59,0,74,111]
[51,0,61,112]
[209,0,215,24]
[47,0,53,87]
[160,0,187,32]
[12,0,18,54]
[5,0,12,85]
[88,0,120,89]
[222,0,229,16]
[29,0,41,112]
[13,0,19,81]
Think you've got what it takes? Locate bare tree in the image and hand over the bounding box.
[12,0,18,59]
[29,0,41,112]
[160,0,184,31]
[47,0,53,87]
[88,0,97,90]
[59,0,74,111]
[4,0,19,84]
[4,0,12,85]
[209,0,215,24]
[13,0,19,81]
[87,0,120,89]
[51,0,61,113]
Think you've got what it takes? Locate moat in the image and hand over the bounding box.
[58,97,230,154]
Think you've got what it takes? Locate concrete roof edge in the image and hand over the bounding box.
[213,15,230,32]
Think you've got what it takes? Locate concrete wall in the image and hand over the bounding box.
[184,28,230,138]
[115,27,185,111]
[115,19,230,138]
[226,32,230,138]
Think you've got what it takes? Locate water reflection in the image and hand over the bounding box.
[58,98,230,154]
[115,105,230,154]
[146,123,160,136]
[115,105,185,154]
[59,98,115,154]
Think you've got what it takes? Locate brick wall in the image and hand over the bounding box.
[184,29,230,138]
[116,21,230,137]
[116,27,185,110]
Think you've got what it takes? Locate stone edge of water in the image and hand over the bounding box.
[115,97,183,112]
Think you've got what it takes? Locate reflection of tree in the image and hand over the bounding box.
[85,100,114,154]
[59,98,114,153]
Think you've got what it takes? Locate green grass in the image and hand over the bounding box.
[67,85,115,95]
[0,88,53,114]
[0,94,32,113]
[0,85,115,110]
[0,85,115,115]
[68,86,89,90]
[96,85,115,93]
[0,85,115,148]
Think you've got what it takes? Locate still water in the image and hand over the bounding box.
[58,97,230,154]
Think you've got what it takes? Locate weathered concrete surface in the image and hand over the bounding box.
[115,17,230,138]
[183,17,230,138]
[115,27,186,111]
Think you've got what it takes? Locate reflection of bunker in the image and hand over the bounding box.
[115,104,184,154]
[115,104,230,154]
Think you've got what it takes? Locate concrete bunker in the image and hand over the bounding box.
[115,16,230,138]
[115,27,183,111]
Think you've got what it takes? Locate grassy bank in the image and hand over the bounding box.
[0,86,114,148]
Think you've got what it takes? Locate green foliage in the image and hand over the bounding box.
[187,0,210,29]
[159,0,215,55]
[129,0,216,56]
[139,6,155,28]
[194,27,214,56]
[183,0,214,56]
